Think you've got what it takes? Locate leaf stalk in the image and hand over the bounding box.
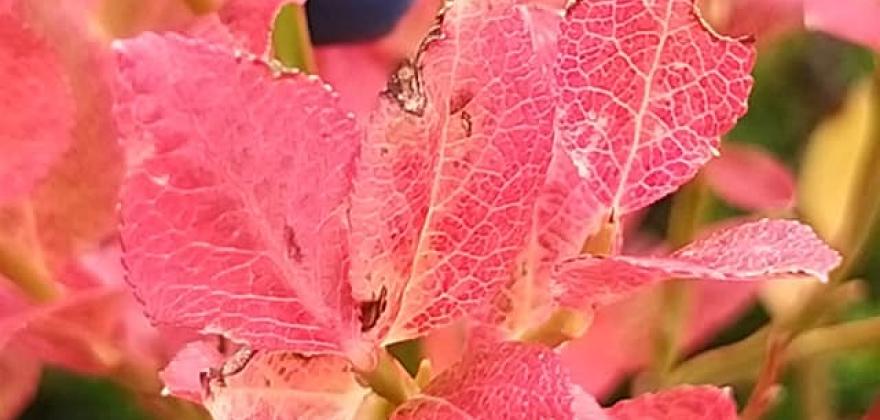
[355,348,418,408]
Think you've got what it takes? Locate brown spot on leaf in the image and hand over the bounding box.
[385,59,426,116]
[284,225,303,263]
[450,90,474,115]
[460,110,473,137]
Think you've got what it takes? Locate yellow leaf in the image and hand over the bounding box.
[762,79,876,317]
[798,78,877,249]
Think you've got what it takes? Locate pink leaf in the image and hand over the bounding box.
[555,219,840,308]
[114,33,363,355]
[561,280,758,396]
[607,386,737,420]
[0,0,74,204]
[556,0,756,217]
[805,0,880,52]
[204,351,368,420]
[216,0,296,56]
[703,143,796,212]
[507,4,602,332]
[392,331,590,419]
[349,0,555,342]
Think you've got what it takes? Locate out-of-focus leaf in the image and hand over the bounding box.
[799,78,877,248]
[3,286,126,374]
[561,280,758,397]
[23,0,123,271]
[97,0,204,38]
[19,368,151,420]
[217,0,298,56]
[0,0,74,205]
[698,0,803,43]
[703,142,796,212]
[804,0,880,52]
[606,385,738,420]
[0,343,40,420]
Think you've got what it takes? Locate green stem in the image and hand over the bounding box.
[518,308,591,348]
[741,332,789,420]
[664,280,864,387]
[523,211,620,349]
[271,4,318,73]
[666,176,711,248]
[644,176,710,389]
[787,316,880,362]
[796,357,835,420]
[355,349,418,407]
[581,213,620,256]
[353,394,394,420]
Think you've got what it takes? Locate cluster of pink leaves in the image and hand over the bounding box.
[561,0,880,395]
[0,0,851,418]
[109,0,846,418]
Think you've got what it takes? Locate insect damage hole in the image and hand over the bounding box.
[359,286,388,332]
[200,348,258,393]
[460,110,473,137]
[284,225,303,263]
[385,59,427,116]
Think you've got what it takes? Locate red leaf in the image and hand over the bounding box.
[204,351,368,420]
[556,0,755,217]
[392,330,591,419]
[114,34,364,355]
[349,0,555,342]
[703,143,796,212]
[607,386,737,420]
[0,0,74,204]
[555,219,840,308]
